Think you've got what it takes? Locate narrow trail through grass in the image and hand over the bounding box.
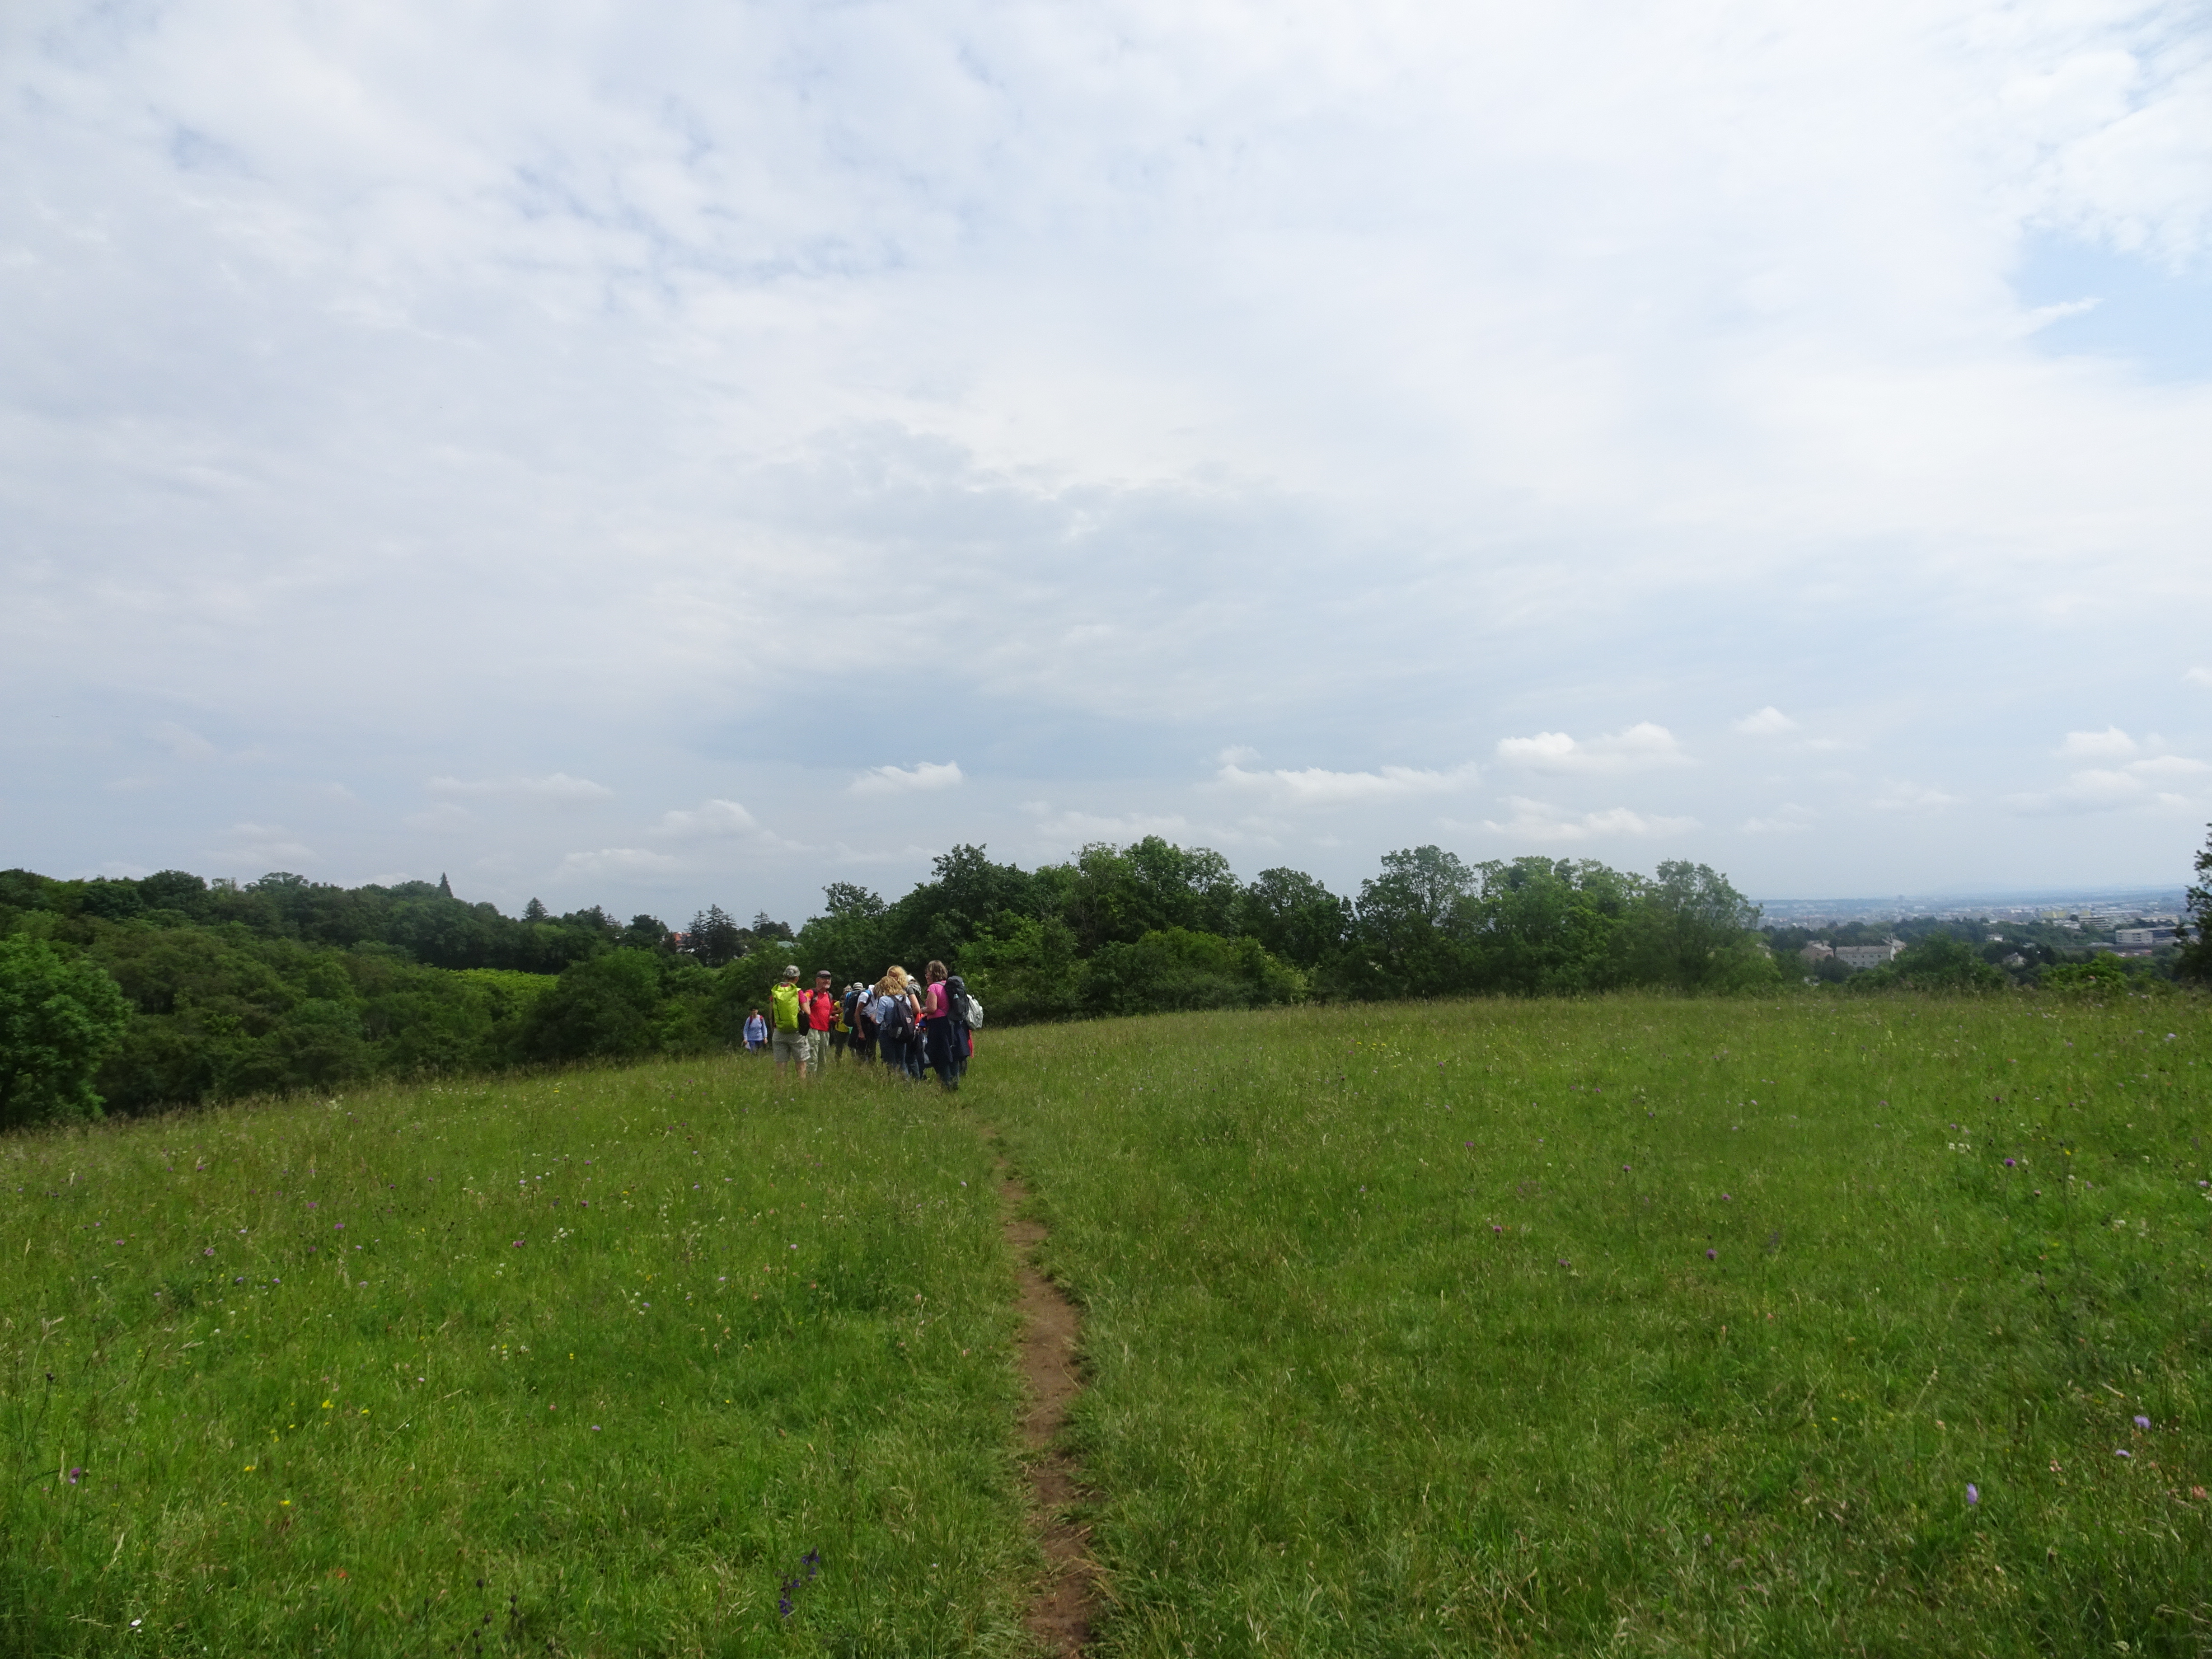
[991,1152,1100,1656]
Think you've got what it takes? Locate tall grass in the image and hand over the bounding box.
[1,1056,1030,1657]
[8,993,2208,1656]
[989,993,2212,1656]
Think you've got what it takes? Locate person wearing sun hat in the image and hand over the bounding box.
[768,964,811,1077]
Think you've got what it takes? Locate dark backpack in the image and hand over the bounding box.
[945,975,979,1029]
[881,994,916,1043]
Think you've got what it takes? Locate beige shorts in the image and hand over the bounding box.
[771,1029,808,1065]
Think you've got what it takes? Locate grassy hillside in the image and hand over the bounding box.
[5,990,2209,1656]
[1,1058,1030,1656]
[986,992,2211,1656]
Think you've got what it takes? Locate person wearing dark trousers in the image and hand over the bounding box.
[846,983,877,1064]
[920,960,961,1091]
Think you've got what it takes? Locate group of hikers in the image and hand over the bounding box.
[741,961,981,1089]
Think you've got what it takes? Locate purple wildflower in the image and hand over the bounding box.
[803,1549,821,1580]
[1706,1249,1717,1261]
[66,1467,81,1485]
[333,1222,343,1231]
[2135,1415,2151,1429]
[1721,1194,1731,1202]
[1966,1483,1978,1505]
[202,1247,214,1256]
[1622,1165,1631,1173]
[2003,1158,2016,1167]
[2115,1448,2132,1458]
[591,1425,601,1432]
[513,1239,525,1248]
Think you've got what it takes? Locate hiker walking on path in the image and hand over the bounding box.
[742,1007,767,1054]
[769,965,811,1078]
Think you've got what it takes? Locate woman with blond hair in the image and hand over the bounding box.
[871,968,919,1078]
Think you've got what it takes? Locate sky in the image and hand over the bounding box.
[5,0,2212,926]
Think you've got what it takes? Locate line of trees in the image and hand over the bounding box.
[13,825,2202,1127]
[0,843,1776,1124]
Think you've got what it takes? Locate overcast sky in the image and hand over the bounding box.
[5,0,2211,923]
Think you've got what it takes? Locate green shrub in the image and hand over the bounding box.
[0,934,130,1126]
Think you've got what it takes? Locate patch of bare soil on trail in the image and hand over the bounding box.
[1000,1168,1100,1656]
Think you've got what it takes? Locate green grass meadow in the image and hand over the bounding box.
[2,1061,1028,1656]
[6,992,2212,1655]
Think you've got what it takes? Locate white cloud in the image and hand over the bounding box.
[2006,769,2143,814]
[555,848,681,878]
[1495,724,1686,774]
[1871,781,1965,811]
[2186,667,2212,688]
[1742,803,1816,834]
[1474,797,1699,843]
[2126,754,2210,779]
[2006,752,2212,814]
[1733,707,1798,736]
[1215,756,1480,806]
[207,824,314,866]
[428,773,614,804]
[151,722,216,762]
[850,762,965,796]
[403,802,477,833]
[652,798,760,838]
[2057,726,2136,758]
[1021,802,1197,846]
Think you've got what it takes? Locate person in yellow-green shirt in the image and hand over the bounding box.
[768,965,810,1076]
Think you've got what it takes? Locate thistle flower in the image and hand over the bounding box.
[1706,1249,1717,1261]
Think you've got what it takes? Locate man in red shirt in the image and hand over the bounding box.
[804,970,838,1069]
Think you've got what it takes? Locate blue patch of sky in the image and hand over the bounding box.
[2015,231,2212,383]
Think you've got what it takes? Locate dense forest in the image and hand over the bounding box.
[0,836,2197,1125]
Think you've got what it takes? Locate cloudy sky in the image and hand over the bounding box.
[5,0,2211,923]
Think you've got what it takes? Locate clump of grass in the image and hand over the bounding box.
[0,1057,1030,1656]
[991,994,2212,1655]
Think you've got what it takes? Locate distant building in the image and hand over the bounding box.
[1834,942,1903,970]
[1798,942,1835,964]
[2114,927,2176,948]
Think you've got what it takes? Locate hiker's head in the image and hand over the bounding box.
[926,960,947,983]
[781,964,800,981]
[815,970,833,985]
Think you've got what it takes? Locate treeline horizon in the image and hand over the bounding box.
[0,838,2195,1122]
